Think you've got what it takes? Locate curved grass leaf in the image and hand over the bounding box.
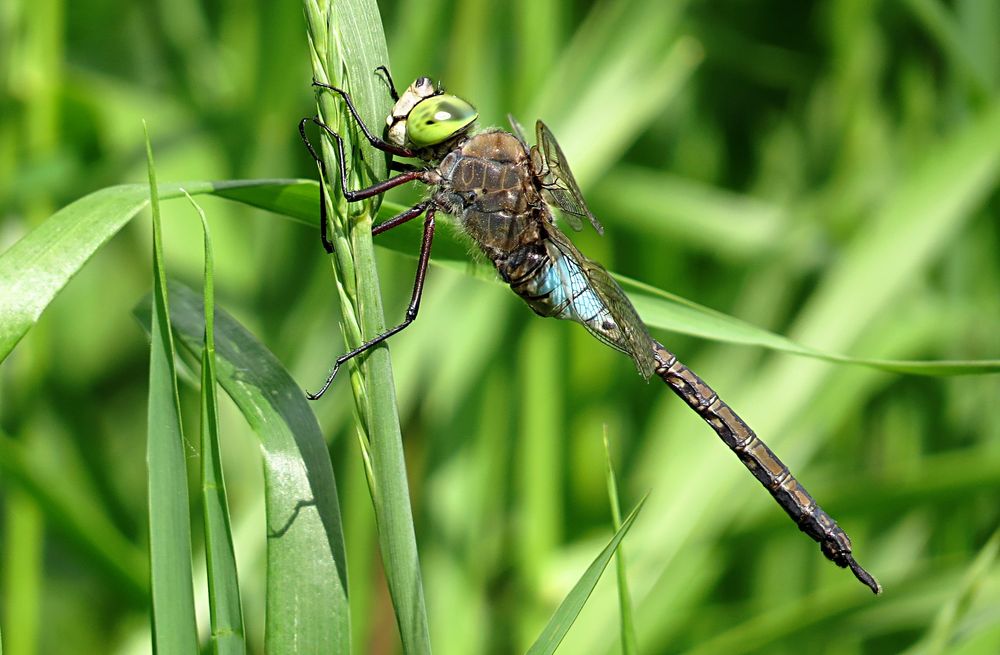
[249,192,1000,378]
[1,178,996,378]
[185,191,246,655]
[135,281,351,653]
[144,125,199,654]
[0,179,299,362]
[616,273,1000,377]
[526,496,647,655]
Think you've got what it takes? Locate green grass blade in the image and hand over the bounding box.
[3,178,997,378]
[903,0,992,97]
[135,281,351,653]
[144,124,199,654]
[516,322,563,644]
[603,432,637,655]
[0,432,148,600]
[903,527,1000,655]
[616,273,1000,376]
[304,0,432,651]
[0,179,297,362]
[183,191,246,655]
[207,184,1000,378]
[525,496,647,655]
[0,180,149,358]
[2,491,41,655]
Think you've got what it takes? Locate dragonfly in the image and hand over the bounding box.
[299,68,881,594]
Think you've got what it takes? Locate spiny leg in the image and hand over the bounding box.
[312,80,414,158]
[308,118,424,201]
[390,161,420,172]
[373,201,429,235]
[299,117,336,253]
[374,65,399,101]
[299,117,426,252]
[307,208,437,400]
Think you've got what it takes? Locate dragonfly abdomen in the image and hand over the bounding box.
[651,342,882,594]
[505,246,628,354]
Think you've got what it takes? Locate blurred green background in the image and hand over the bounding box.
[2,0,999,653]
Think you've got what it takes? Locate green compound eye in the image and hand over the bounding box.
[407,95,478,147]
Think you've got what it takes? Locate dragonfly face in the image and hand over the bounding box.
[385,77,478,151]
[301,69,881,594]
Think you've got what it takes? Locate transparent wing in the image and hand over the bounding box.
[507,114,530,146]
[544,227,656,379]
[534,120,605,235]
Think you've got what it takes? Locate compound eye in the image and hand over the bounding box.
[406,95,477,147]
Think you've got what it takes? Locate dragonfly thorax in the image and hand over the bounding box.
[435,130,544,257]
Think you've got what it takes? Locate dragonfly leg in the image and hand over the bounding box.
[374,65,399,101]
[312,80,414,158]
[390,161,420,172]
[299,117,337,253]
[373,201,430,236]
[307,209,436,400]
[304,118,425,202]
[299,118,427,253]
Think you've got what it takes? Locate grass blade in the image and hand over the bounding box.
[304,0,432,651]
[526,496,647,655]
[1,491,41,655]
[135,281,351,652]
[197,183,1000,378]
[603,431,638,655]
[0,432,147,600]
[215,183,1000,375]
[184,191,246,655]
[617,273,1000,376]
[144,124,199,653]
[0,179,299,362]
[903,527,1000,655]
[2,178,996,377]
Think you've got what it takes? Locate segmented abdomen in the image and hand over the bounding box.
[651,342,881,593]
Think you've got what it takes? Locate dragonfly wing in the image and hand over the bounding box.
[535,120,605,235]
[507,113,530,146]
[544,227,657,379]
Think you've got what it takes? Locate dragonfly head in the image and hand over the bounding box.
[386,77,478,150]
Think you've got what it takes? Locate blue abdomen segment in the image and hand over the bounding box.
[514,254,624,353]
